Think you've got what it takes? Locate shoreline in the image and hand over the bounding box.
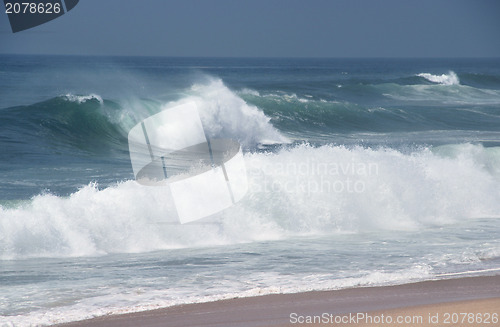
[56,275,500,327]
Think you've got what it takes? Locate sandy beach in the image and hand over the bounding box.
[56,275,500,327]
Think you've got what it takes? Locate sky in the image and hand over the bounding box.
[0,0,499,57]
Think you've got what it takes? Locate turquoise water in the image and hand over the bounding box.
[1,56,500,326]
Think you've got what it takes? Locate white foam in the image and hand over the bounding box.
[2,265,432,327]
[417,71,460,85]
[186,79,290,146]
[262,92,313,104]
[1,143,500,260]
[63,93,103,104]
[436,267,500,277]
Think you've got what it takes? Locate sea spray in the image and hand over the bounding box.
[2,143,499,259]
[417,71,460,85]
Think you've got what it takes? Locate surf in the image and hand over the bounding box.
[1,142,499,260]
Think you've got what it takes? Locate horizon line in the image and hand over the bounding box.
[1,53,500,60]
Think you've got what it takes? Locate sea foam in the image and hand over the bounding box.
[1,143,499,260]
[63,93,104,104]
[417,71,460,85]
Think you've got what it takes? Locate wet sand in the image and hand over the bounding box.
[56,275,500,327]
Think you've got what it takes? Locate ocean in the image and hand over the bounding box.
[1,56,500,326]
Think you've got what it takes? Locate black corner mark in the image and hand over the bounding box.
[64,0,78,12]
[4,0,79,33]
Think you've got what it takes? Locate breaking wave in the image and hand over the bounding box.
[1,143,499,259]
[417,71,460,85]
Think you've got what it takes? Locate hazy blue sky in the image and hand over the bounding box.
[1,0,499,57]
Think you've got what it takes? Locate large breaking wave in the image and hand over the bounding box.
[2,142,500,259]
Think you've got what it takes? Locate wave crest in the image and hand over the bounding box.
[417,71,460,85]
[168,79,290,146]
[63,93,104,104]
